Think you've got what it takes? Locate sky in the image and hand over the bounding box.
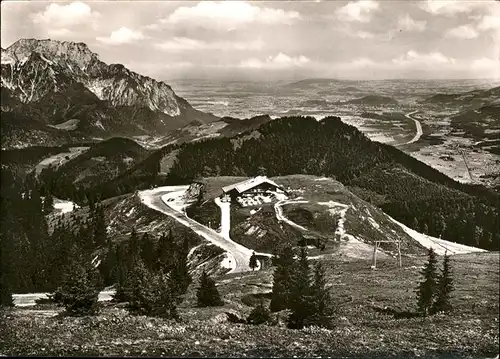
[1,0,500,81]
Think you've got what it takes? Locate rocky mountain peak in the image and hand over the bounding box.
[1,38,218,149]
[4,38,97,70]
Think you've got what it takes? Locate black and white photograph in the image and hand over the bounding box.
[0,0,499,357]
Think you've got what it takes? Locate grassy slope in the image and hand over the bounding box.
[51,137,150,188]
[186,175,428,257]
[1,252,498,357]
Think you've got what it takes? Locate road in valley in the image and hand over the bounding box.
[404,110,423,145]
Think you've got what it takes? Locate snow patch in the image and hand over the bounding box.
[246,225,259,236]
[126,208,135,217]
[388,217,486,255]
[368,217,380,230]
[53,199,79,214]
[220,253,236,270]
[95,120,105,130]
[250,208,262,215]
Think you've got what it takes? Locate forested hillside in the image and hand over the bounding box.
[33,116,499,251]
[165,117,499,250]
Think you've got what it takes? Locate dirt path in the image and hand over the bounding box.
[404,110,423,145]
[274,200,309,231]
[214,196,231,239]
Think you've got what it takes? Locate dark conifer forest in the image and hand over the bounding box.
[25,116,500,251]
[101,116,497,250]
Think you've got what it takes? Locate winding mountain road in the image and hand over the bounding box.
[404,110,423,145]
[139,186,270,273]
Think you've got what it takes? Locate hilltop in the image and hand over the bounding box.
[285,78,348,89]
[421,86,500,108]
[342,95,399,106]
[185,175,485,258]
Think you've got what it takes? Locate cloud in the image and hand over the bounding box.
[392,50,456,66]
[163,1,300,29]
[356,31,375,39]
[445,25,479,39]
[155,37,264,52]
[336,0,380,22]
[96,27,145,45]
[239,53,310,69]
[32,2,100,29]
[398,14,426,32]
[419,0,484,16]
[351,57,377,67]
[478,15,500,32]
[470,57,500,78]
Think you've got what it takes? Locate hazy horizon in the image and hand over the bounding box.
[2,0,499,81]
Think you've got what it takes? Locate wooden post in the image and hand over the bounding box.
[372,241,378,268]
[397,241,402,268]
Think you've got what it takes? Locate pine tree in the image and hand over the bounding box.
[43,193,54,214]
[139,232,156,270]
[432,252,454,314]
[169,234,192,300]
[55,246,101,316]
[270,245,295,312]
[416,247,438,316]
[126,257,154,314]
[156,230,175,271]
[98,241,116,287]
[48,221,74,291]
[150,273,180,320]
[113,243,130,302]
[249,251,258,271]
[247,301,270,325]
[287,246,313,329]
[196,271,223,307]
[0,232,14,307]
[308,262,335,328]
[128,228,140,260]
[412,217,419,231]
[92,204,107,248]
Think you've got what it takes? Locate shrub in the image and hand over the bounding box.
[247,302,271,325]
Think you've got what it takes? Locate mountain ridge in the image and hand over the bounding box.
[1,38,218,149]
